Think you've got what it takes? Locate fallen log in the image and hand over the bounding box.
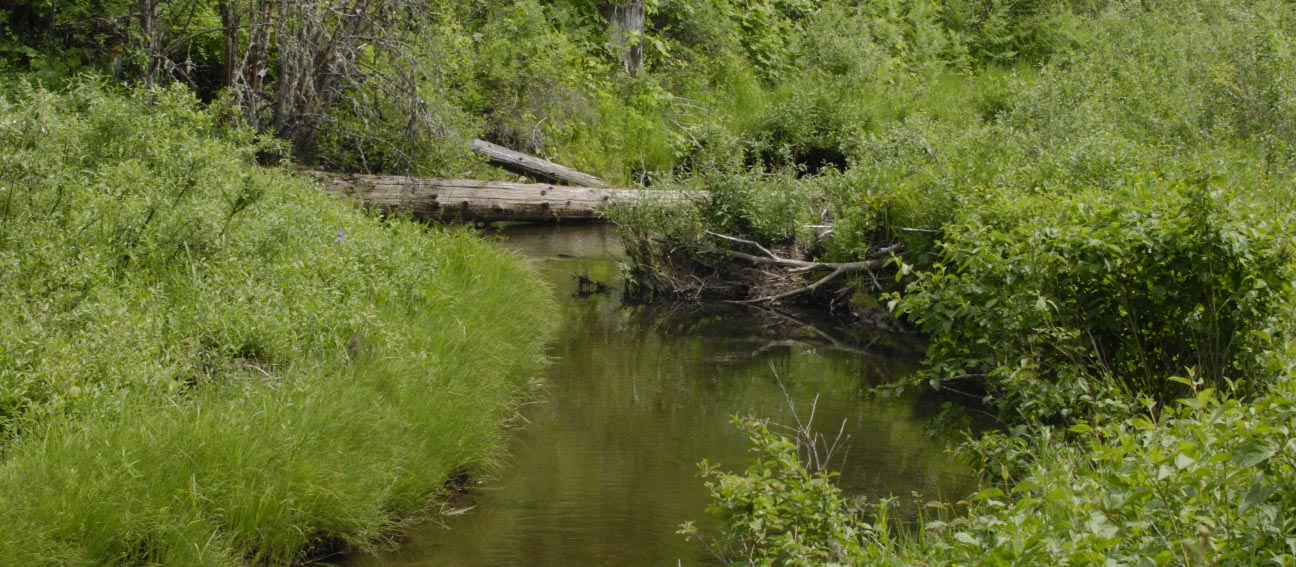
[470,139,607,188]
[304,170,693,223]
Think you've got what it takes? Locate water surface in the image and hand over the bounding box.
[347,224,972,566]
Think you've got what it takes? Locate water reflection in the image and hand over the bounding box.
[345,224,972,567]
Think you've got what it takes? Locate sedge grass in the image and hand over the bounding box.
[0,81,556,565]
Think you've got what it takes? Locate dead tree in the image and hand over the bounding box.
[220,0,434,163]
[608,2,645,76]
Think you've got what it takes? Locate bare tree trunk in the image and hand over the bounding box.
[219,1,240,89]
[240,0,274,131]
[608,1,645,76]
[137,0,164,89]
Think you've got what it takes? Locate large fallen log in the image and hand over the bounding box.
[470,139,607,188]
[304,171,693,223]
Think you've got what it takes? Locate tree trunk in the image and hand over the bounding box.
[608,1,645,76]
[137,0,163,89]
[470,139,607,187]
[219,1,239,89]
[241,0,273,131]
[303,171,695,223]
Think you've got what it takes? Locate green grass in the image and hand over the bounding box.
[0,81,556,565]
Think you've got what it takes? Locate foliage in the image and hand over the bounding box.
[892,181,1295,422]
[0,81,555,565]
[699,371,1296,566]
[704,170,813,243]
[680,417,874,567]
[9,1,1296,564]
[896,376,1296,566]
[675,1,1296,563]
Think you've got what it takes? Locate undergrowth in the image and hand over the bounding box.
[671,1,1296,565]
[0,81,555,565]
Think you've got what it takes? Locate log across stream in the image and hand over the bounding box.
[342,224,982,567]
[305,170,696,223]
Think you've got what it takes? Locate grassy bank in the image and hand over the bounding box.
[0,82,555,565]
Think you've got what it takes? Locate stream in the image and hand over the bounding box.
[346,223,975,566]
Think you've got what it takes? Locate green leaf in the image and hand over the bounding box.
[1231,442,1277,468]
[1240,483,1276,513]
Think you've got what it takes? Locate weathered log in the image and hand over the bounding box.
[304,171,692,223]
[470,139,607,188]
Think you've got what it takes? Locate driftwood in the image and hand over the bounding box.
[470,139,607,188]
[304,171,691,223]
[705,231,902,304]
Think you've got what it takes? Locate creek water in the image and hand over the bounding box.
[346,224,974,567]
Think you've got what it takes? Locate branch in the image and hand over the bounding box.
[704,230,779,261]
[706,231,901,273]
[735,265,848,304]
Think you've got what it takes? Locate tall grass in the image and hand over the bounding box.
[0,81,555,565]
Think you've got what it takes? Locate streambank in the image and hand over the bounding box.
[343,223,976,567]
[0,84,557,566]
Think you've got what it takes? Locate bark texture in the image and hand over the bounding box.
[470,139,607,187]
[304,171,695,223]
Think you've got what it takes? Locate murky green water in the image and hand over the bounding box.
[346,224,973,567]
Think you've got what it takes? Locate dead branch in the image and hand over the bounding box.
[705,231,896,273]
[735,266,850,304]
[698,230,905,305]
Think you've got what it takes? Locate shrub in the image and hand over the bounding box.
[680,418,873,567]
[892,180,1294,421]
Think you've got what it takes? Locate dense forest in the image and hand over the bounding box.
[3,0,1296,565]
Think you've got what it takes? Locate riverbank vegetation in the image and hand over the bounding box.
[660,1,1296,565]
[0,83,554,564]
[5,0,1296,564]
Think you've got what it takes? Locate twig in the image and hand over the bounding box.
[706,230,898,273]
[772,364,849,474]
[735,265,848,304]
[705,230,779,261]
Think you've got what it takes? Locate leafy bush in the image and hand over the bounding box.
[892,180,1294,421]
[695,374,1296,566]
[899,380,1296,566]
[680,418,873,567]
